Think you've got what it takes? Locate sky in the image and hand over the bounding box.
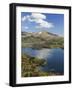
[21,12,64,36]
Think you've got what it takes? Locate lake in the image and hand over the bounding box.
[22,48,64,75]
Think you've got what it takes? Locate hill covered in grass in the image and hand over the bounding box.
[21,31,64,49]
[21,54,61,77]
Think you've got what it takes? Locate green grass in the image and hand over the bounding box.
[22,36,64,49]
[21,54,62,77]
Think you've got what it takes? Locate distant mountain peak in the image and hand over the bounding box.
[21,31,60,39]
[38,32,42,34]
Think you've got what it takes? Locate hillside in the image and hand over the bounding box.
[21,31,64,49]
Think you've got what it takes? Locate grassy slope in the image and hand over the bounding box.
[21,54,61,77]
[22,35,64,49]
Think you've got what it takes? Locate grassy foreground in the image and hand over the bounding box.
[21,54,61,77]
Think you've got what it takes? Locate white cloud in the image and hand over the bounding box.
[24,26,28,29]
[38,20,54,28]
[22,15,30,21]
[21,26,29,31]
[22,16,26,21]
[22,13,54,30]
[31,13,46,19]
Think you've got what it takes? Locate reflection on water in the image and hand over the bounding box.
[22,48,52,59]
[22,48,64,74]
[36,49,52,59]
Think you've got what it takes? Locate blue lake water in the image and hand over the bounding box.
[22,48,64,74]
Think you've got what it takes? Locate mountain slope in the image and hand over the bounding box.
[21,31,64,49]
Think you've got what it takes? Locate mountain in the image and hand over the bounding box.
[21,31,64,49]
[21,31,60,38]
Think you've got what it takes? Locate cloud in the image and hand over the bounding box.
[22,16,26,21]
[22,13,54,30]
[22,15,30,21]
[25,26,29,29]
[31,13,46,19]
[21,26,29,30]
[35,19,54,29]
